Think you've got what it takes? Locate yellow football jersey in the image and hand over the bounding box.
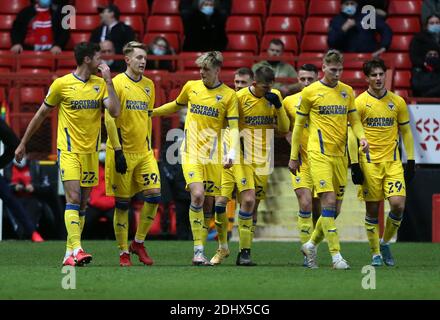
[298,80,356,156]
[237,87,283,164]
[44,73,108,153]
[176,80,238,160]
[283,92,309,162]
[355,90,410,163]
[106,73,155,153]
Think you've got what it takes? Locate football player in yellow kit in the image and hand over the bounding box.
[289,50,369,269]
[104,41,161,267]
[348,58,415,267]
[15,42,120,266]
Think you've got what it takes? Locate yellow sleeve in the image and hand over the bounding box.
[225,93,239,158]
[400,123,414,160]
[290,91,311,160]
[152,82,187,117]
[282,97,296,131]
[44,78,62,107]
[347,109,366,140]
[104,109,121,149]
[149,81,156,111]
[347,125,359,163]
[275,105,290,134]
[175,81,190,106]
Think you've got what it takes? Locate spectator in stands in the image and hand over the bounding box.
[146,36,176,72]
[422,0,440,25]
[180,0,231,20]
[252,38,299,97]
[234,67,254,91]
[0,118,44,242]
[90,4,135,54]
[412,49,440,97]
[10,0,70,54]
[410,14,440,69]
[358,0,389,18]
[328,0,393,56]
[100,40,125,73]
[182,0,228,52]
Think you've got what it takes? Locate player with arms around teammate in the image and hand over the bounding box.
[348,58,415,267]
[15,42,120,266]
[104,41,161,267]
[152,51,240,265]
[283,64,320,265]
[288,50,369,269]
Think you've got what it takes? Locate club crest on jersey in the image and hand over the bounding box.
[216,95,223,102]
[341,91,347,99]
[388,102,395,110]
[320,179,326,187]
[241,178,247,185]
[188,171,194,178]
[363,189,369,196]
[296,176,301,183]
[93,86,100,93]
[145,87,151,95]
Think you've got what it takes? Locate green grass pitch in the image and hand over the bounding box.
[0,241,439,299]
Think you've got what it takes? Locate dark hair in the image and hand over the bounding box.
[425,14,440,27]
[362,58,387,76]
[299,63,318,74]
[99,4,121,20]
[235,67,254,80]
[269,38,285,49]
[74,42,100,66]
[254,66,275,84]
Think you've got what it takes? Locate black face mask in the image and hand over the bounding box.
[267,60,280,66]
[426,56,440,70]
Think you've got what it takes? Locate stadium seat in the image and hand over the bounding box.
[75,15,101,32]
[168,87,181,101]
[261,34,298,54]
[56,54,77,70]
[222,52,253,70]
[264,17,302,39]
[146,16,183,37]
[18,68,51,74]
[394,89,409,100]
[226,16,262,38]
[394,70,411,89]
[269,0,306,18]
[120,15,144,39]
[0,14,15,31]
[343,53,371,69]
[10,87,45,105]
[304,17,331,34]
[65,33,90,50]
[231,0,266,20]
[0,50,13,71]
[76,0,109,14]
[0,0,28,14]
[342,70,364,81]
[155,87,166,107]
[114,0,149,16]
[308,0,340,16]
[387,17,420,34]
[179,52,203,70]
[18,51,54,71]
[300,34,328,52]
[297,52,324,69]
[389,35,413,52]
[0,31,11,49]
[381,52,412,70]
[151,0,179,15]
[143,33,180,53]
[227,34,259,54]
[388,1,422,16]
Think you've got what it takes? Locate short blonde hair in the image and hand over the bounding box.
[195,51,223,68]
[123,41,147,56]
[323,49,344,65]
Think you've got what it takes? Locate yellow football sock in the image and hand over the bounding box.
[135,194,160,241]
[320,207,340,256]
[382,212,403,244]
[365,216,380,256]
[238,211,253,249]
[64,203,81,251]
[189,204,204,247]
[298,211,314,244]
[201,214,211,246]
[215,204,228,247]
[114,201,130,252]
[310,216,325,245]
[79,211,86,234]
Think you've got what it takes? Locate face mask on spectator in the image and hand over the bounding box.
[201,5,214,16]
[427,24,440,34]
[13,157,27,168]
[38,0,52,8]
[426,56,440,70]
[153,47,166,56]
[99,151,106,163]
[342,5,357,16]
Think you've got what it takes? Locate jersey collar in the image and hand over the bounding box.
[124,72,142,83]
[367,89,388,100]
[319,80,338,88]
[72,73,88,83]
[204,81,223,90]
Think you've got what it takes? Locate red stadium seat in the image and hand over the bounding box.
[387,17,420,34]
[114,0,149,16]
[388,1,422,16]
[394,89,409,100]
[300,34,328,52]
[227,34,259,54]
[151,0,179,15]
[381,52,412,70]
[261,34,298,54]
[178,51,203,70]
[343,53,371,69]
[0,0,29,14]
[120,15,144,39]
[0,49,13,71]
[19,68,51,74]
[168,87,181,101]
[226,16,262,38]
[309,0,340,16]
[66,33,90,50]
[389,35,413,52]
[9,87,45,105]
[143,33,180,53]
[75,15,101,31]
[0,14,15,30]
[269,0,306,17]
[342,69,364,81]
[304,17,331,34]
[222,52,253,70]
[146,16,183,37]
[56,53,77,70]
[0,31,11,49]
[76,0,109,14]
[265,17,302,39]
[394,70,411,89]
[231,0,266,19]
[155,88,166,107]
[17,51,54,71]
[297,52,324,69]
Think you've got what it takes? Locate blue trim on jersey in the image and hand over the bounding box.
[399,121,410,126]
[248,86,261,99]
[209,137,218,160]
[393,140,398,161]
[366,151,371,163]
[95,135,100,152]
[190,204,203,212]
[321,208,336,218]
[319,80,338,88]
[389,212,402,221]
[144,195,161,204]
[298,152,302,165]
[124,72,142,83]
[367,90,388,100]
[317,129,325,154]
[204,82,223,90]
[43,101,55,108]
[176,100,187,106]
[64,128,71,151]
[348,109,356,113]
[72,73,88,83]
[296,110,309,116]
[66,203,80,211]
